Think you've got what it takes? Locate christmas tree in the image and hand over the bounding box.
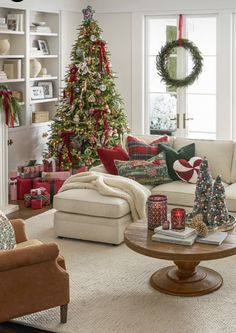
[208,175,229,227]
[43,6,129,171]
[192,158,213,225]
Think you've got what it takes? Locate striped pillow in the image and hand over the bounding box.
[127,135,168,160]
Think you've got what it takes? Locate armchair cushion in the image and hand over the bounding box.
[0,211,16,250]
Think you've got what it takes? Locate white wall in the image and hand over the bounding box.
[1,0,83,12]
[96,13,132,125]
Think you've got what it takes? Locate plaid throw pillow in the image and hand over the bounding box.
[114,152,172,186]
[127,135,168,160]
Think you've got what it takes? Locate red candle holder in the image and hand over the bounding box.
[147,195,167,230]
[171,208,186,230]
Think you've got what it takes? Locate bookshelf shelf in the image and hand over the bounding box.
[0,78,25,83]
[30,76,58,81]
[30,54,58,59]
[0,55,25,58]
[0,30,24,35]
[30,32,58,37]
[30,97,58,105]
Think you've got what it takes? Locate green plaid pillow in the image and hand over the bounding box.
[114,152,172,186]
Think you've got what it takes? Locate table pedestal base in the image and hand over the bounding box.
[150,261,223,296]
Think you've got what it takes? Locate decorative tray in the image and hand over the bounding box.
[185,213,236,232]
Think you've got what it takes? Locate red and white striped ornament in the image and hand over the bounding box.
[173,157,202,183]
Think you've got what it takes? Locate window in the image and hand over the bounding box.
[145,15,216,139]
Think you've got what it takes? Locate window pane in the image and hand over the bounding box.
[186,94,216,133]
[147,18,177,55]
[148,56,166,92]
[187,56,216,94]
[149,93,177,132]
[186,16,216,56]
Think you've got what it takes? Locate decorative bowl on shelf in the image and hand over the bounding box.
[32,22,46,27]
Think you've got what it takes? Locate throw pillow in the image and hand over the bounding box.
[158,143,195,180]
[173,157,203,183]
[0,211,16,250]
[127,135,168,160]
[97,144,129,175]
[114,152,172,186]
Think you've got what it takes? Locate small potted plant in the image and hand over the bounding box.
[0,84,21,127]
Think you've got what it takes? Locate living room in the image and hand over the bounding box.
[1,0,236,332]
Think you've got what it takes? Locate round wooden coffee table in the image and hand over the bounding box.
[124,219,236,297]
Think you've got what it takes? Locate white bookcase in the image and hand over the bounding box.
[0,6,60,172]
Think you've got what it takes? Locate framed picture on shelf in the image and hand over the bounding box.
[30,86,44,100]
[37,39,49,55]
[38,81,53,98]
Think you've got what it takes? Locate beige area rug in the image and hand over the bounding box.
[14,209,236,333]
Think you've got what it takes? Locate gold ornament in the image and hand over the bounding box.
[88,95,95,103]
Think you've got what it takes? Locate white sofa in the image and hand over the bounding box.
[53,135,236,244]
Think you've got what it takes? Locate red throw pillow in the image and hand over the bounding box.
[97,145,129,175]
[173,157,203,183]
[127,135,168,160]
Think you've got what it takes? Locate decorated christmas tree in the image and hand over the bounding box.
[192,158,213,225]
[43,6,129,171]
[208,175,229,227]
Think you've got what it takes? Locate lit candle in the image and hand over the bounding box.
[171,208,186,230]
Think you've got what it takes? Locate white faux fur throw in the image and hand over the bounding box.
[59,171,151,221]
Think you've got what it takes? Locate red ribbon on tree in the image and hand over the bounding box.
[0,90,14,127]
[93,40,110,75]
[69,64,78,105]
[89,107,110,127]
[59,130,74,167]
[103,118,110,147]
[178,14,183,47]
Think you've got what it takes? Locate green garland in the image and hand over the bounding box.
[156,39,203,89]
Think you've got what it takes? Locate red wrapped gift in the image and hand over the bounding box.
[24,193,31,208]
[17,178,33,200]
[33,178,64,202]
[31,197,43,209]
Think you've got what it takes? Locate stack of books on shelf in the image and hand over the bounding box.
[0,71,7,81]
[3,59,22,79]
[152,226,228,246]
[0,18,8,31]
[7,13,24,32]
[30,47,43,56]
[152,226,197,245]
[30,25,51,34]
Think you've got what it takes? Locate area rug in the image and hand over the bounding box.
[14,209,236,333]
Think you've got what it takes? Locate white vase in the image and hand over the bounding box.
[30,58,42,78]
[0,39,10,55]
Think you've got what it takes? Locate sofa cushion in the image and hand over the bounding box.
[158,143,195,180]
[230,144,236,183]
[173,137,234,184]
[114,152,172,186]
[173,157,202,183]
[225,184,236,212]
[16,239,42,249]
[127,135,168,160]
[97,145,129,175]
[151,180,229,208]
[53,188,130,218]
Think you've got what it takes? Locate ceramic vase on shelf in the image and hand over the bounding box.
[30,58,42,78]
[0,39,10,55]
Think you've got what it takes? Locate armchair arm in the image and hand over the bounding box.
[10,219,28,243]
[0,242,59,272]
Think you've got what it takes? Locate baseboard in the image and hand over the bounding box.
[1,204,19,215]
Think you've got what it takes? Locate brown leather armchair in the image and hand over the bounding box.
[0,219,69,323]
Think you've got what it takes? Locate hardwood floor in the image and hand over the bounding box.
[1,201,54,333]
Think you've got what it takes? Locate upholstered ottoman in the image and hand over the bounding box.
[53,188,132,244]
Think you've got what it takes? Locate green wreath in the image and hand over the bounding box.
[156,39,203,89]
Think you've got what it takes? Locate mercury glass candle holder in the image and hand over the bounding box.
[147,195,167,230]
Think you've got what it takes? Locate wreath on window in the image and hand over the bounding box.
[156,38,203,89]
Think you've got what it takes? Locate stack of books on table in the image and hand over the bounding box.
[152,226,228,246]
[152,226,197,245]
[0,18,8,31]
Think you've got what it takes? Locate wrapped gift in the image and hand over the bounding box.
[31,196,43,209]
[18,163,44,178]
[43,158,60,172]
[33,178,64,202]
[41,171,71,181]
[42,192,50,206]
[9,179,17,201]
[17,178,33,200]
[24,193,31,208]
